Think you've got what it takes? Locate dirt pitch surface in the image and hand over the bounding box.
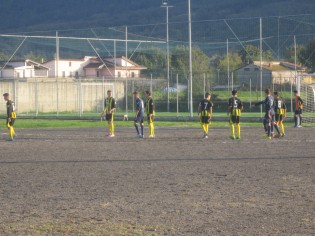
[0,126,314,235]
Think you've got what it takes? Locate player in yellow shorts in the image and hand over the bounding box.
[101,90,116,138]
[274,91,287,137]
[227,89,243,140]
[145,90,155,138]
[3,93,16,141]
[198,92,213,139]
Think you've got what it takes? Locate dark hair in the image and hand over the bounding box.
[145,90,151,96]
[133,91,138,95]
[107,90,112,93]
[265,88,270,94]
[293,90,298,94]
[205,92,211,98]
[274,91,278,96]
[232,89,237,96]
[3,93,9,97]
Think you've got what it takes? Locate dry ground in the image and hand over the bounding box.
[0,126,314,235]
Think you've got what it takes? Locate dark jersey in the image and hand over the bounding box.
[228,97,243,116]
[295,96,303,110]
[199,99,213,117]
[135,98,144,117]
[6,100,16,118]
[274,98,286,115]
[255,95,275,116]
[104,97,116,112]
[145,97,154,115]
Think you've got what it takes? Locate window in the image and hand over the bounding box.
[96,71,100,77]
[69,62,72,67]
[244,68,250,71]
[131,72,135,78]
[254,68,260,71]
[75,71,79,78]
[118,72,121,78]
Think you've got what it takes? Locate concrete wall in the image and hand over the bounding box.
[0,78,125,114]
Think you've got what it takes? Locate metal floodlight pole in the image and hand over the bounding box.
[161,1,173,112]
[260,17,263,118]
[188,0,193,117]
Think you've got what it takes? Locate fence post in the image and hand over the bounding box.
[203,73,206,96]
[35,79,38,117]
[56,78,59,117]
[150,74,153,93]
[176,74,179,117]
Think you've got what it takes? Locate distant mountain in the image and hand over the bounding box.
[0,0,314,33]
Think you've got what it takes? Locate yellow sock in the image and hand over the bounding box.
[148,123,152,136]
[111,123,115,135]
[279,122,284,134]
[236,123,241,138]
[151,123,154,136]
[230,124,235,137]
[9,127,14,138]
[205,123,209,134]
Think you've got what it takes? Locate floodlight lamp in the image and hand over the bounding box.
[162,0,168,6]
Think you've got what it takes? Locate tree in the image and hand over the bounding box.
[298,38,315,71]
[239,45,275,63]
[0,52,9,61]
[217,52,243,84]
[283,44,304,64]
[132,47,166,77]
[24,52,47,63]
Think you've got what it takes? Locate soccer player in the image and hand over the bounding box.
[227,89,243,140]
[133,91,144,138]
[145,90,155,138]
[3,93,16,141]
[198,92,213,139]
[274,91,287,136]
[255,88,281,139]
[101,90,116,137]
[293,89,303,128]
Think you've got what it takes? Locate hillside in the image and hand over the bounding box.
[0,0,314,33]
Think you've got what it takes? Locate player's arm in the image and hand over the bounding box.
[298,97,303,109]
[254,100,264,106]
[7,102,13,120]
[198,102,202,117]
[149,99,154,115]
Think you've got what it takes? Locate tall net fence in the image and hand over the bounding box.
[0,15,315,121]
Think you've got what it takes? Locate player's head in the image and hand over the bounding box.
[3,93,9,101]
[293,89,298,96]
[232,89,237,96]
[205,92,211,100]
[133,91,139,98]
[274,91,278,98]
[107,90,112,97]
[145,90,151,97]
[264,88,271,95]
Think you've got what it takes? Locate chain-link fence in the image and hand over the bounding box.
[0,15,315,120]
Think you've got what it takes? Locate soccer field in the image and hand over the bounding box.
[0,127,314,235]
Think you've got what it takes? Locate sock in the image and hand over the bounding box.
[274,124,281,135]
[111,123,114,135]
[268,125,271,137]
[236,123,241,138]
[230,124,235,137]
[205,124,209,135]
[279,122,285,134]
[299,116,302,126]
[9,127,14,138]
[141,125,144,136]
[294,116,297,127]
[296,116,300,126]
[150,123,154,136]
[263,119,268,133]
[135,124,139,135]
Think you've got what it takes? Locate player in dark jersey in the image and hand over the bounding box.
[274,91,287,136]
[145,90,155,138]
[228,89,243,140]
[293,90,303,128]
[3,93,16,141]
[255,88,281,139]
[101,90,116,137]
[198,92,213,139]
[133,91,145,138]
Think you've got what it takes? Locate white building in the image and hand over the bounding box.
[0,60,49,78]
[43,56,95,78]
